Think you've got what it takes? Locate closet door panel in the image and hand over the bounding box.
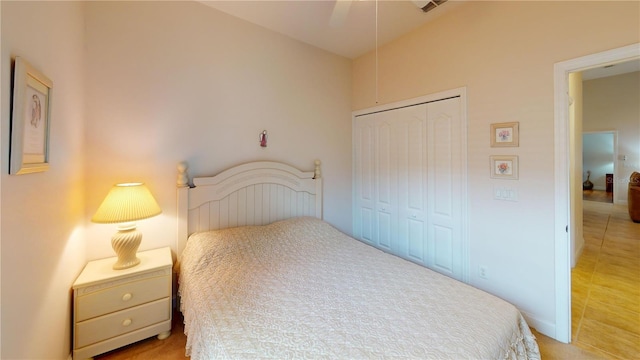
[396,104,427,263]
[375,117,397,251]
[353,115,376,245]
[353,95,464,280]
[377,211,393,250]
[407,219,425,261]
[433,116,453,218]
[427,97,462,279]
[360,208,373,243]
[433,225,454,273]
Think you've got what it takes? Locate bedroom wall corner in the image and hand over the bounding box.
[83,1,353,261]
[1,1,86,359]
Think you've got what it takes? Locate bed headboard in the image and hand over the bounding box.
[176,160,322,258]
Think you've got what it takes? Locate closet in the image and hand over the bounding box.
[353,95,466,280]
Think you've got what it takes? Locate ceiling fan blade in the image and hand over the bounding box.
[412,0,448,13]
[329,0,353,28]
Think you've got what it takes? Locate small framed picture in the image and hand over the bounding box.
[490,122,519,147]
[10,57,53,175]
[490,155,518,180]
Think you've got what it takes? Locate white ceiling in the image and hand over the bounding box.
[198,1,640,78]
[582,59,640,80]
[199,0,462,59]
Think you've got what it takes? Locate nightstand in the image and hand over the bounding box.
[72,247,173,359]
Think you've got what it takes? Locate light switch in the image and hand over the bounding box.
[494,186,518,201]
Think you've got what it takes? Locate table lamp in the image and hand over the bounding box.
[91,182,162,270]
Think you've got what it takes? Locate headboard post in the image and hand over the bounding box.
[314,160,322,219]
[177,161,190,187]
[314,159,321,179]
[177,162,190,259]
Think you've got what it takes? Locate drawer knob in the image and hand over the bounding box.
[122,318,132,327]
[122,293,132,301]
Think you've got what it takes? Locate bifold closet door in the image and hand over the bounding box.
[353,104,428,260]
[394,104,428,264]
[353,115,374,245]
[353,112,398,252]
[353,97,463,280]
[426,97,463,279]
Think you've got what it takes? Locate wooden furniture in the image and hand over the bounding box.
[176,160,322,259]
[629,172,640,222]
[72,247,173,359]
[606,173,613,193]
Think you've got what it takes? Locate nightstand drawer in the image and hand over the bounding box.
[75,297,170,348]
[76,275,170,321]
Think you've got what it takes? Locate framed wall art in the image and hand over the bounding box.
[10,57,52,175]
[490,155,518,180]
[490,122,519,147]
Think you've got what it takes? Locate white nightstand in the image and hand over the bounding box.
[72,247,173,359]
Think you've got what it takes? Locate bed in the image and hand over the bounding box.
[176,160,540,359]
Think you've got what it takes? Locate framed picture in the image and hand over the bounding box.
[490,122,519,147]
[490,155,518,180]
[10,57,52,175]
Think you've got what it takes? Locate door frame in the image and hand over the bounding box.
[553,43,639,343]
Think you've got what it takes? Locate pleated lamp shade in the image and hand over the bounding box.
[92,182,162,270]
[92,183,162,223]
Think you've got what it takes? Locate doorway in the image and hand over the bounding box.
[553,43,640,344]
[582,132,616,204]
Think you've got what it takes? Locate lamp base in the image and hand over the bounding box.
[111,224,142,270]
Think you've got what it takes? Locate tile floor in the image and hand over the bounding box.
[572,201,640,359]
[583,189,614,203]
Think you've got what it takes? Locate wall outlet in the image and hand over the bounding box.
[479,265,488,279]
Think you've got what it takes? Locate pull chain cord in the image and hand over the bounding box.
[375,0,379,104]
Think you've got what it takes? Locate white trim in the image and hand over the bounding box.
[459,88,469,282]
[352,87,469,282]
[554,42,640,343]
[353,87,465,117]
[521,311,555,339]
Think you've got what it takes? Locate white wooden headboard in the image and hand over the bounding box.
[176,160,322,258]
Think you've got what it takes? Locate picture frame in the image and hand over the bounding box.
[490,122,519,147]
[10,57,52,175]
[490,155,518,180]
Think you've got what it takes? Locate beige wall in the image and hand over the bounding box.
[353,1,639,333]
[583,71,640,203]
[1,1,352,357]
[83,1,353,260]
[1,0,636,354]
[1,1,86,358]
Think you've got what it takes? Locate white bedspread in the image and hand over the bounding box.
[178,217,540,359]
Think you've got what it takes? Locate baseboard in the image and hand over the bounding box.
[520,310,558,342]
